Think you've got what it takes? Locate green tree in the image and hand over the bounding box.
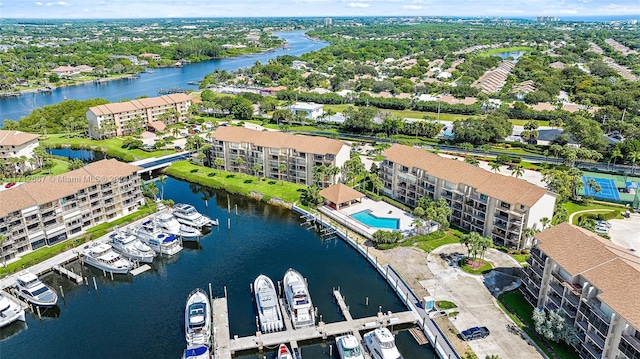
[300,185,323,208]
[278,163,287,185]
[489,162,501,173]
[214,158,225,175]
[143,181,159,200]
[68,158,85,170]
[629,151,640,175]
[252,163,263,177]
[511,165,524,179]
[234,156,245,174]
[158,174,167,200]
[0,234,7,267]
[585,178,602,197]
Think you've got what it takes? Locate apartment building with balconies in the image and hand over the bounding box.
[87,93,191,139]
[379,144,556,248]
[522,223,640,359]
[0,130,40,172]
[208,127,350,187]
[0,159,144,263]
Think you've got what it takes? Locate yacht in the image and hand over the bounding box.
[109,227,156,263]
[0,292,25,328]
[363,328,403,359]
[134,220,183,256]
[13,271,58,307]
[173,203,217,229]
[282,268,315,329]
[253,274,284,332]
[155,212,202,241]
[82,243,132,274]
[185,288,211,345]
[182,344,210,359]
[277,343,293,359]
[337,334,365,359]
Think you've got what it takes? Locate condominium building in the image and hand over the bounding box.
[0,159,144,263]
[0,130,40,172]
[87,93,191,139]
[522,223,640,359]
[379,144,556,248]
[208,127,350,187]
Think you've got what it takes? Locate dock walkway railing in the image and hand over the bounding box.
[292,205,461,359]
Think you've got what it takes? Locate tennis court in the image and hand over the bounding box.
[581,171,640,203]
[582,176,620,201]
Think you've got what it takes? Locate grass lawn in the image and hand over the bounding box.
[165,160,306,203]
[42,133,175,162]
[403,230,462,252]
[509,119,551,126]
[562,201,626,217]
[1,158,70,183]
[436,300,458,310]
[459,258,493,274]
[478,46,534,56]
[245,120,339,133]
[0,201,156,278]
[511,253,530,263]
[323,104,472,122]
[499,290,579,359]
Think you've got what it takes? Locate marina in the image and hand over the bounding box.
[0,178,438,358]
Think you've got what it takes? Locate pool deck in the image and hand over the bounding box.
[319,198,416,239]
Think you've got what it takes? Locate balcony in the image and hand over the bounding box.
[561,303,577,318]
[622,335,640,353]
[530,264,544,278]
[586,330,606,349]
[494,213,509,222]
[582,342,602,359]
[494,221,507,229]
[585,298,611,324]
[550,280,564,296]
[548,293,562,308]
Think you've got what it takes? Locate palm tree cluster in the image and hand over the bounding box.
[413,197,452,230]
[459,232,493,267]
[312,164,340,187]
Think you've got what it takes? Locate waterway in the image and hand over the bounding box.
[493,50,527,60]
[0,177,437,359]
[0,31,327,124]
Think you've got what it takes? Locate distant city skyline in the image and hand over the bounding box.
[1,0,639,19]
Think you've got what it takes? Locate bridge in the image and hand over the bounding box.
[132,152,194,173]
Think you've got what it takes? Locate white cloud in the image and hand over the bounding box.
[35,1,43,5]
[403,4,422,9]
[45,1,70,6]
[347,2,370,7]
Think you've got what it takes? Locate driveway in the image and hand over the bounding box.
[609,214,640,252]
[424,244,543,359]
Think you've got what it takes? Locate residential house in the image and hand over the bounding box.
[0,130,40,172]
[290,102,324,121]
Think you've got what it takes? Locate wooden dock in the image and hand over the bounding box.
[211,291,415,357]
[130,264,151,276]
[52,264,83,284]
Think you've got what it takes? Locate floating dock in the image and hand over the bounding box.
[52,264,83,284]
[211,290,415,358]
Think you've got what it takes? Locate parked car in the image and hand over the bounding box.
[180,132,188,137]
[596,221,612,228]
[460,326,490,341]
[4,182,16,189]
[595,227,609,234]
[174,146,183,151]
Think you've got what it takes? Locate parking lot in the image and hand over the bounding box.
[424,244,543,359]
[609,214,640,252]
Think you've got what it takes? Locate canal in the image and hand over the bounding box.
[0,31,327,124]
[0,177,436,359]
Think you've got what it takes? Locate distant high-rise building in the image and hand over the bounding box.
[324,18,332,27]
[535,16,560,22]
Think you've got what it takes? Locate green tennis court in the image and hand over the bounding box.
[580,171,640,203]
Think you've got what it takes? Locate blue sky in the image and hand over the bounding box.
[1,0,639,19]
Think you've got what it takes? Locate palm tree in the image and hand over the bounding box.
[197,152,206,168]
[521,227,538,249]
[158,174,167,200]
[489,162,501,173]
[325,164,341,185]
[540,217,551,230]
[234,156,245,174]
[312,165,326,185]
[370,174,383,195]
[412,217,424,235]
[214,158,225,175]
[278,163,287,185]
[610,149,623,166]
[252,163,263,178]
[585,178,602,197]
[511,165,524,179]
[629,151,640,175]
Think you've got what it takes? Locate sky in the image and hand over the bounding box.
[1,0,639,19]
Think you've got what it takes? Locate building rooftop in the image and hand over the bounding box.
[319,183,365,205]
[382,144,551,207]
[291,102,323,111]
[210,127,347,156]
[0,130,40,147]
[535,223,640,329]
[87,93,191,116]
[0,159,141,217]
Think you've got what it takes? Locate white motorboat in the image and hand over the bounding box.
[336,334,365,359]
[185,288,211,345]
[277,343,293,359]
[82,243,132,274]
[155,211,202,241]
[182,344,210,359]
[363,328,403,359]
[0,291,25,328]
[254,274,284,332]
[13,271,58,307]
[134,220,183,256]
[173,203,217,229]
[109,227,156,263]
[283,268,315,329]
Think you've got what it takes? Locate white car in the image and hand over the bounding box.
[595,227,609,234]
[596,221,612,228]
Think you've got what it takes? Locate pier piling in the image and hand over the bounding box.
[209,283,213,302]
[59,286,65,299]
[110,271,114,281]
[93,277,98,290]
[36,306,41,320]
[224,285,227,298]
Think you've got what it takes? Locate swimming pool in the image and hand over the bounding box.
[350,210,400,229]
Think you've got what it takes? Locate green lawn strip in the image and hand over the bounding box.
[562,201,626,217]
[165,160,305,203]
[42,134,175,162]
[436,300,458,310]
[499,290,579,359]
[478,46,534,56]
[510,253,530,263]
[0,201,156,278]
[1,158,70,182]
[405,230,462,252]
[509,119,550,126]
[323,104,472,122]
[458,258,493,274]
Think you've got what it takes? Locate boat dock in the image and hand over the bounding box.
[52,264,83,284]
[212,290,415,358]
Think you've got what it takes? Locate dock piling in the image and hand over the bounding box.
[235,204,238,217]
[329,344,332,356]
[84,277,88,286]
[103,269,106,277]
[110,271,114,281]
[224,285,227,298]
[227,217,230,230]
[366,296,369,307]
[209,283,213,302]
[59,285,65,299]
[36,305,41,320]
[93,277,98,290]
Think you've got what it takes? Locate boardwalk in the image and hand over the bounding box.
[213,298,232,359]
